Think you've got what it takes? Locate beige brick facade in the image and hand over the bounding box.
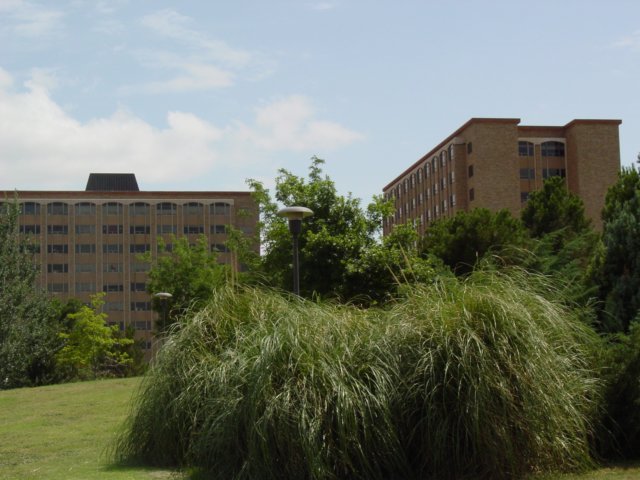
[382,118,621,235]
[2,176,258,356]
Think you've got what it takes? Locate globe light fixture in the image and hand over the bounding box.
[277,206,314,295]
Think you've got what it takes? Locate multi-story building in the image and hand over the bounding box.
[2,173,258,354]
[382,118,622,235]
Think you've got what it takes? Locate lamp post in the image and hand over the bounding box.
[277,206,314,295]
[154,292,173,329]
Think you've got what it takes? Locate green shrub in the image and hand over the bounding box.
[114,273,601,479]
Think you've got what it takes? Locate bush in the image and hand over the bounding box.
[114,273,601,479]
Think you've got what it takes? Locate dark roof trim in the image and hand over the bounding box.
[86,173,140,191]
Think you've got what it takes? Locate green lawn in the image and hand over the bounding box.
[0,376,638,479]
[0,377,182,480]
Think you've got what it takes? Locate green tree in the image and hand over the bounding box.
[0,199,60,389]
[521,176,590,238]
[55,293,134,379]
[142,235,229,332]
[248,157,392,299]
[422,208,527,275]
[594,166,640,332]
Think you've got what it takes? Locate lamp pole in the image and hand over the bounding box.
[277,206,313,295]
[154,292,173,329]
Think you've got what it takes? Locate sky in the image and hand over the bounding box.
[0,0,638,205]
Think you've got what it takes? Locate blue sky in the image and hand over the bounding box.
[0,0,638,205]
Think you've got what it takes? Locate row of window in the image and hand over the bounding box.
[20,224,231,236]
[24,242,231,255]
[396,194,457,220]
[518,141,565,157]
[19,201,236,216]
[520,168,567,180]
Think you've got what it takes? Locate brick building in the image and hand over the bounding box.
[2,173,258,354]
[382,118,622,235]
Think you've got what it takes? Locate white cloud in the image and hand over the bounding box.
[613,30,640,51]
[0,71,363,190]
[237,95,364,151]
[121,53,234,94]
[0,0,64,38]
[141,9,251,67]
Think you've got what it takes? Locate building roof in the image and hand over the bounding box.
[85,173,140,192]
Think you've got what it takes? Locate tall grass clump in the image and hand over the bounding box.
[113,274,601,479]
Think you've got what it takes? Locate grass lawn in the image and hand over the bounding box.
[0,376,638,479]
[0,377,182,480]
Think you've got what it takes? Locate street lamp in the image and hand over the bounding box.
[277,206,314,295]
[154,292,173,329]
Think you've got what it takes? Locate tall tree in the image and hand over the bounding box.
[0,199,60,389]
[248,157,393,299]
[142,235,229,332]
[422,208,527,275]
[594,166,640,332]
[521,176,590,238]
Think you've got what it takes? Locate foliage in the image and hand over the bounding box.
[248,157,392,299]
[115,272,600,479]
[141,235,229,332]
[422,208,528,275]
[593,167,640,332]
[0,198,60,389]
[522,176,590,238]
[343,223,450,304]
[595,323,640,460]
[55,293,134,380]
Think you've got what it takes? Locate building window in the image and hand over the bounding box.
[449,171,455,184]
[23,243,40,254]
[76,263,96,273]
[157,224,177,234]
[47,202,68,215]
[468,165,474,178]
[448,144,454,160]
[184,202,204,215]
[47,225,68,235]
[432,158,437,172]
[440,178,446,190]
[184,225,205,234]
[518,141,534,156]
[75,224,95,234]
[48,283,68,293]
[102,224,123,235]
[157,202,177,215]
[450,194,456,206]
[130,244,150,254]
[543,168,567,179]
[103,202,123,216]
[20,202,40,215]
[541,141,565,157]
[424,163,430,177]
[131,318,151,330]
[211,224,227,234]
[47,263,68,273]
[131,263,150,272]
[440,151,447,166]
[20,224,40,235]
[129,202,150,216]
[47,244,68,254]
[212,202,231,216]
[467,142,473,154]
[130,225,150,235]
[103,244,123,254]
[104,263,123,273]
[76,282,96,292]
[76,244,96,254]
[104,302,124,312]
[519,168,535,180]
[75,202,96,216]
[131,302,151,312]
[103,283,123,292]
[469,188,475,202]
[212,243,230,253]
[521,192,530,203]
[131,282,146,292]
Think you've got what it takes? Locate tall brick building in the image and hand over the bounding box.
[1,173,258,354]
[382,118,621,235]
